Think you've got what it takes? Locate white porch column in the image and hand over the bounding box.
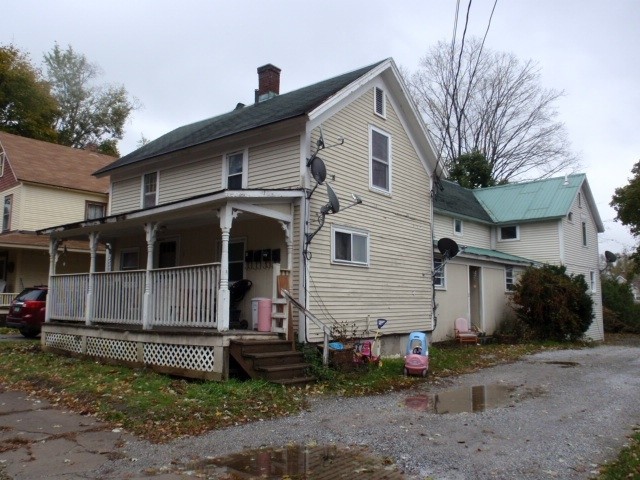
[105,243,113,272]
[217,205,233,331]
[142,223,158,330]
[44,238,60,323]
[84,232,100,326]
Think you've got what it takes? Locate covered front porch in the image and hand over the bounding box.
[39,189,304,381]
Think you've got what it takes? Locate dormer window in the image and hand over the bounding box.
[374,87,386,117]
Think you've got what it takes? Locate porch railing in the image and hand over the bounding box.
[151,264,219,328]
[49,263,220,328]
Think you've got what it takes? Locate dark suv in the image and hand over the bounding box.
[6,286,48,338]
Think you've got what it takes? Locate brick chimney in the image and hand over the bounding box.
[255,64,281,103]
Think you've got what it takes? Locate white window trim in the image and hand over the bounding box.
[141,171,159,209]
[434,256,446,290]
[498,225,520,242]
[374,87,386,118]
[453,218,463,236]
[505,266,515,292]
[369,125,392,195]
[331,225,370,267]
[223,149,248,189]
[590,271,597,293]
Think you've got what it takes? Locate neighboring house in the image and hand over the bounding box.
[38,60,440,380]
[432,174,605,342]
[0,132,112,308]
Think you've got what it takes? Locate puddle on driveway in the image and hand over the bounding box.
[405,384,517,414]
[185,444,405,479]
[544,361,580,368]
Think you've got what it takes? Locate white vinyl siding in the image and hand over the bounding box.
[497,221,560,264]
[111,177,141,214]
[248,137,300,189]
[433,214,491,249]
[305,87,433,339]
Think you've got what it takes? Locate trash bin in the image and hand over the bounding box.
[252,297,272,332]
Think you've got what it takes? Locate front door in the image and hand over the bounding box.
[469,266,482,330]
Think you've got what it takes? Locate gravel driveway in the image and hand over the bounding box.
[90,341,640,479]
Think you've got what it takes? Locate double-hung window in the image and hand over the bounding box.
[332,226,369,266]
[143,172,158,208]
[590,271,597,293]
[370,126,391,193]
[505,266,515,291]
[120,248,140,270]
[433,257,445,288]
[85,201,107,220]
[454,218,463,236]
[2,195,12,232]
[225,150,247,190]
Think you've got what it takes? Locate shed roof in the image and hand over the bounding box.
[95,60,388,176]
[0,132,112,194]
[433,179,493,223]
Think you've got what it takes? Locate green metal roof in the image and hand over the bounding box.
[473,174,586,224]
[461,246,538,265]
[95,60,387,176]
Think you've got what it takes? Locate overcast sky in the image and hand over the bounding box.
[4,0,639,254]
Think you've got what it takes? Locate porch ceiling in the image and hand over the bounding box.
[38,189,304,242]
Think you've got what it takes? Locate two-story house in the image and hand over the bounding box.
[38,60,440,381]
[432,174,605,342]
[0,132,111,308]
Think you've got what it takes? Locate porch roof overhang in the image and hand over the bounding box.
[37,188,305,241]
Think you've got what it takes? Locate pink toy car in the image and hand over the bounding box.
[404,331,429,377]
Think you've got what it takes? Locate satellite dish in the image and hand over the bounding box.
[604,251,617,263]
[437,237,459,259]
[309,156,327,184]
[326,184,340,214]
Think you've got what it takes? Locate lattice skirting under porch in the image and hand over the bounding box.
[41,326,223,381]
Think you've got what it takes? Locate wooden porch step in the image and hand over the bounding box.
[229,339,314,386]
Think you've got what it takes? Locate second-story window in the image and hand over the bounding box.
[454,218,463,236]
[85,201,106,220]
[370,126,391,193]
[582,221,587,246]
[2,195,12,232]
[225,151,247,190]
[143,172,158,208]
[499,225,519,241]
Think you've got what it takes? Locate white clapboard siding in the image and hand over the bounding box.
[434,214,491,249]
[496,221,560,264]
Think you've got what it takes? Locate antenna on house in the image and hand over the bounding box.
[304,184,363,259]
[604,251,617,263]
[306,125,345,200]
[437,237,460,260]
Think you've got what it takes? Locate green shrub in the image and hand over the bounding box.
[512,265,593,341]
[601,276,640,333]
